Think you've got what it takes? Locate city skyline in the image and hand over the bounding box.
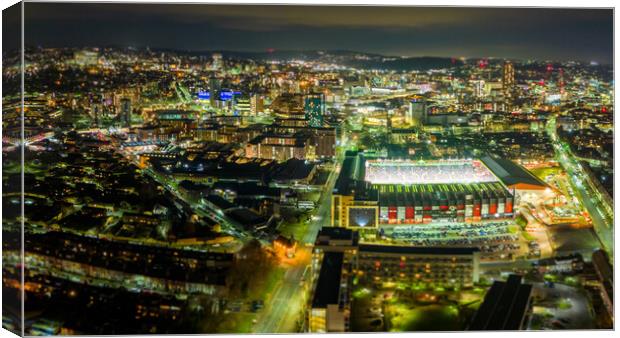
[2,2,615,335]
[18,4,614,63]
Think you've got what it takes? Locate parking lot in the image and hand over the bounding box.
[527,282,595,330]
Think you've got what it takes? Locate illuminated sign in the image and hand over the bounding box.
[197,91,210,100]
[219,91,242,101]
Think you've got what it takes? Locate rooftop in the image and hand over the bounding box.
[270,158,315,182]
[315,226,359,246]
[359,244,480,256]
[480,155,547,189]
[468,274,533,330]
[311,252,344,308]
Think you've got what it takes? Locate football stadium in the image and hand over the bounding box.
[364,159,498,185]
[332,151,547,229]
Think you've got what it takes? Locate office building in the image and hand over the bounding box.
[304,93,326,127]
[209,77,221,107]
[473,79,485,98]
[250,94,264,115]
[406,96,427,126]
[271,93,305,119]
[234,95,252,116]
[120,98,132,127]
[314,127,337,158]
[502,61,515,111]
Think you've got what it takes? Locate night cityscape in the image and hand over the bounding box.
[1,3,615,335]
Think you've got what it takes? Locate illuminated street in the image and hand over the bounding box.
[547,116,613,256]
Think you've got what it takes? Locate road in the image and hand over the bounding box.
[148,166,255,245]
[174,82,193,104]
[253,263,307,333]
[114,131,341,334]
[546,116,613,257]
[120,144,249,240]
[254,151,343,333]
[303,159,342,244]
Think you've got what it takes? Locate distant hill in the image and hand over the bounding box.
[215,50,462,71]
[344,56,463,71]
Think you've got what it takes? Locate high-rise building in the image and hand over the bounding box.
[308,251,350,333]
[304,93,325,128]
[209,77,221,108]
[502,61,515,110]
[473,80,486,98]
[233,95,251,116]
[91,102,103,127]
[211,53,223,70]
[406,96,427,126]
[120,97,132,127]
[250,94,264,115]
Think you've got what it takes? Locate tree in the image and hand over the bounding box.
[226,239,276,299]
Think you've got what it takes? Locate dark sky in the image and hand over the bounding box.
[23,3,614,63]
